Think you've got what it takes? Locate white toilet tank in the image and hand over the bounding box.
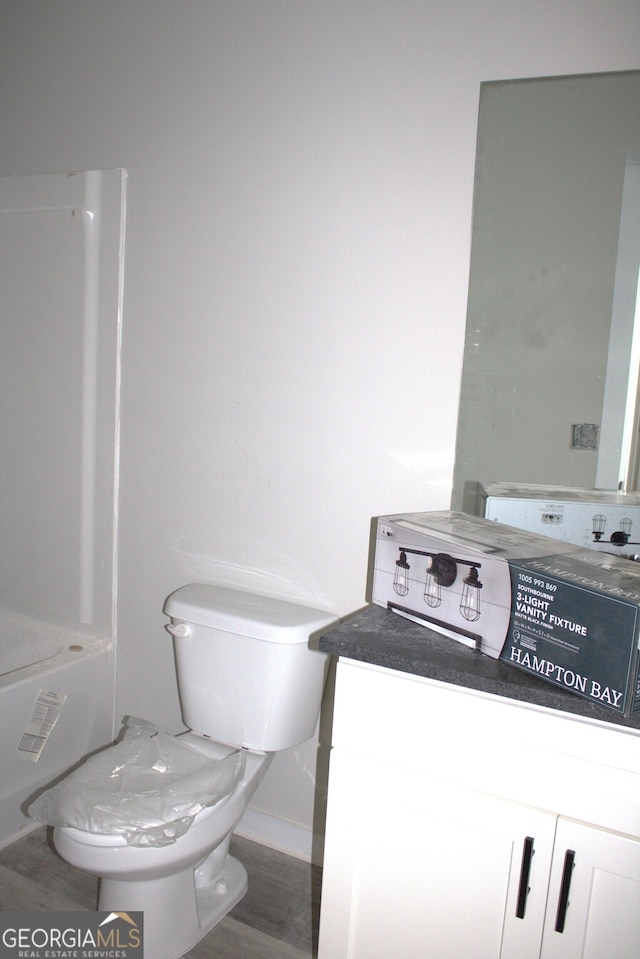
[164,584,337,751]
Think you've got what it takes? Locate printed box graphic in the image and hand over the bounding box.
[372,511,640,715]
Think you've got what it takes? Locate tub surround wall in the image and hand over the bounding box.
[0,170,124,631]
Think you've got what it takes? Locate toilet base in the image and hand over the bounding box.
[98,854,248,959]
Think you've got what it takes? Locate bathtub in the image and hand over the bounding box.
[0,602,115,849]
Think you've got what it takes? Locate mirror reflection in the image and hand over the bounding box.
[452,71,640,513]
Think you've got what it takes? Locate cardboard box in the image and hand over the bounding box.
[371,511,640,716]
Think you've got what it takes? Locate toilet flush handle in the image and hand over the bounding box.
[166,622,192,638]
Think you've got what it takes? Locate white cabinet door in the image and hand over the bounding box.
[318,747,556,959]
[540,819,640,959]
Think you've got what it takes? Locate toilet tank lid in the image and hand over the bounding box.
[163,583,337,644]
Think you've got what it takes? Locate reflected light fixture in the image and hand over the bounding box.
[592,514,639,546]
[611,517,633,545]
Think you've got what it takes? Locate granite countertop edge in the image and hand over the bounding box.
[319,604,640,731]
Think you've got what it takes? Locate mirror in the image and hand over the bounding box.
[451,71,640,513]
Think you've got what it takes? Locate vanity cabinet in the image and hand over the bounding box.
[317,658,640,959]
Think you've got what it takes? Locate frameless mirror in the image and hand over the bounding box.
[451,71,640,513]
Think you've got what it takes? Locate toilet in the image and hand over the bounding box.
[49,584,336,959]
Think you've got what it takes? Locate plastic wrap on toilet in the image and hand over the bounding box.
[28,717,246,847]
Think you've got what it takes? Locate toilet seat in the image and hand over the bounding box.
[57,797,220,847]
[53,739,271,901]
[54,733,257,849]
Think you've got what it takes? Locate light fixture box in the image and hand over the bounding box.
[371,511,640,716]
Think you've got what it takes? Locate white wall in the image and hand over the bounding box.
[1,0,639,858]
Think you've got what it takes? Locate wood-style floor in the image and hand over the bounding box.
[0,826,321,958]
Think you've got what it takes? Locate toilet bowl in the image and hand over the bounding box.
[35,584,336,959]
[54,736,273,959]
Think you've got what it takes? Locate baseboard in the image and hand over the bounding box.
[235,807,324,866]
[0,818,41,852]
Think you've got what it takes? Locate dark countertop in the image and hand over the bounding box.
[319,604,640,731]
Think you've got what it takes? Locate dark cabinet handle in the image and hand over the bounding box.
[555,849,576,933]
[516,837,535,918]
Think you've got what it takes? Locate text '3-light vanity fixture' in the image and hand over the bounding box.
[393,548,483,623]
